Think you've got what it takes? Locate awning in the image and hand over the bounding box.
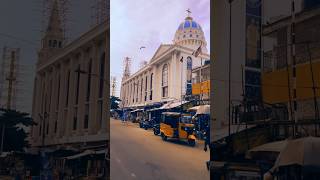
[64,149,106,160]
[159,100,189,110]
[0,152,12,158]
[146,108,163,112]
[246,140,287,159]
[188,106,200,111]
[195,105,210,115]
[130,109,144,113]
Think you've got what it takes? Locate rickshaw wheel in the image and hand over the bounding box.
[161,133,167,141]
[188,139,196,147]
[153,129,158,135]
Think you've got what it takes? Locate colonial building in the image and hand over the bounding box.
[30,0,109,149]
[120,14,210,108]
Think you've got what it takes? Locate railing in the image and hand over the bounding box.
[231,99,288,125]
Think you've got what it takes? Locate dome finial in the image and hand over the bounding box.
[186,8,192,20]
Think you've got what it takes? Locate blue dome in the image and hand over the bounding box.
[178,17,202,30]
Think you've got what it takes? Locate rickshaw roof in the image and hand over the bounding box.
[130,109,144,113]
[162,112,191,116]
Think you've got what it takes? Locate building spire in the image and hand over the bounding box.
[38,0,64,62]
[46,0,63,38]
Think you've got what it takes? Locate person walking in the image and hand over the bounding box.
[203,123,210,152]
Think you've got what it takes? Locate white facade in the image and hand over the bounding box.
[120,15,209,108]
[31,1,109,148]
[212,0,247,131]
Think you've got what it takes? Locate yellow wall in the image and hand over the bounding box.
[262,61,320,104]
[192,80,210,95]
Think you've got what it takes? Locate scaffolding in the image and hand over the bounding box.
[111,76,117,97]
[123,57,131,79]
[0,47,21,110]
[40,0,70,42]
[91,0,108,27]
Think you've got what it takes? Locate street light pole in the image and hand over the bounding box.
[228,0,234,137]
[180,57,184,115]
[0,110,5,154]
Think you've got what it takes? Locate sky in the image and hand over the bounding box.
[110,0,211,97]
[0,0,94,113]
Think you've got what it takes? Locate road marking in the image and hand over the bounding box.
[116,158,121,163]
[131,173,136,178]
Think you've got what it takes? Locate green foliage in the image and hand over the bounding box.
[0,108,36,152]
[110,96,121,110]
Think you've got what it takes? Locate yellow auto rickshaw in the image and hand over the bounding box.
[160,112,196,146]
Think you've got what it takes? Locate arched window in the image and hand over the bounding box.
[162,64,168,97]
[150,73,153,100]
[53,40,57,48]
[186,57,192,95]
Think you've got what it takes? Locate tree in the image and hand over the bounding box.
[110,96,121,110]
[0,108,36,152]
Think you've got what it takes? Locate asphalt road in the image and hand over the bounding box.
[110,118,210,180]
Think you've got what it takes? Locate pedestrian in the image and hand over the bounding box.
[204,124,210,152]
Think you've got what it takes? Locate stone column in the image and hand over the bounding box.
[101,45,108,133]
[56,62,65,139]
[77,51,86,135]
[32,74,41,143]
[48,67,56,139]
[169,51,177,98]
[59,60,69,139]
[44,69,51,145]
[89,41,99,135]
[66,55,76,137]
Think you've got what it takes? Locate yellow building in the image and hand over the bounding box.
[262,7,320,120]
[192,61,210,103]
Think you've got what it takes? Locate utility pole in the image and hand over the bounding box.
[111,76,117,97]
[290,0,297,137]
[0,50,17,154]
[306,42,319,135]
[227,0,234,137]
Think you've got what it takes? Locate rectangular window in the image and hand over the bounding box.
[73,107,77,130]
[162,87,168,97]
[56,74,60,110]
[136,81,139,102]
[97,101,103,126]
[150,73,153,100]
[86,60,92,101]
[145,77,148,101]
[84,104,89,129]
[54,112,58,133]
[65,70,70,107]
[54,120,57,133]
[75,65,81,104]
[99,54,105,98]
[46,123,49,135]
[49,79,52,111]
[141,78,143,102]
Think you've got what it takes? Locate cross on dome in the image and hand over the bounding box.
[186,8,192,17]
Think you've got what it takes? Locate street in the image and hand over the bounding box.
[110,118,209,180]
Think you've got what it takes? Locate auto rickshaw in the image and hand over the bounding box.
[160,112,196,146]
